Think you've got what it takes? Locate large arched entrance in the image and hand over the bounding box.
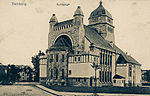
[54,35,73,53]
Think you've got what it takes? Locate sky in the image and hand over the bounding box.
[0,0,150,69]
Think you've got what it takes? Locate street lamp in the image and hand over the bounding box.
[91,61,99,96]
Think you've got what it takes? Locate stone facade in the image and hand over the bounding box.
[39,55,47,82]
[45,1,141,87]
[48,6,85,53]
[46,46,69,85]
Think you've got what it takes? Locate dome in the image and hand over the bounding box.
[89,1,112,19]
[50,14,58,23]
[73,6,84,17]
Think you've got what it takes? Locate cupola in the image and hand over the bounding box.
[88,1,112,20]
[73,6,84,17]
[49,14,58,23]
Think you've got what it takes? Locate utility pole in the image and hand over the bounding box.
[91,62,98,96]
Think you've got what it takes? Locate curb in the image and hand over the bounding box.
[35,85,59,96]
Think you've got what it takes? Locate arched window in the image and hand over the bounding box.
[62,69,64,79]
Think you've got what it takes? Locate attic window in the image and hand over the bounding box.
[108,18,111,23]
[102,10,105,14]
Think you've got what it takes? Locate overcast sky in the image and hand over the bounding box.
[0,0,150,69]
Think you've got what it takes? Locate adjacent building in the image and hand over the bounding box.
[113,74,125,87]
[16,65,33,81]
[113,44,141,87]
[141,70,150,84]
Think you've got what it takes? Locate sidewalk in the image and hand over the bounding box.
[15,82,39,85]
[36,84,94,96]
[35,85,150,96]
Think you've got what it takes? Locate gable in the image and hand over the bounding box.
[113,44,141,65]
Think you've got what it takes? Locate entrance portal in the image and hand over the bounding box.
[54,35,73,53]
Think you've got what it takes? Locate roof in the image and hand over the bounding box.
[54,19,73,26]
[113,44,141,65]
[50,14,58,23]
[127,55,140,65]
[89,1,112,19]
[113,74,125,79]
[74,6,84,17]
[84,25,114,51]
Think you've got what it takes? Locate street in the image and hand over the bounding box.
[0,84,150,96]
[0,85,55,96]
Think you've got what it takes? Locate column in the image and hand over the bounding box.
[102,50,104,83]
[110,53,112,83]
[107,52,110,83]
[103,51,106,83]
[99,49,102,83]
[106,51,109,83]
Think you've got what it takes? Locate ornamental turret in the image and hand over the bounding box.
[73,6,85,53]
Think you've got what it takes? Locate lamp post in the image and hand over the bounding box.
[91,62,99,96]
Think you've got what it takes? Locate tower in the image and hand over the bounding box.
[49,14,58,29]
[48,14,58,48]
[73,6,85,53]
[88,1,115,43]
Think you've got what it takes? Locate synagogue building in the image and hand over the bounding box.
[39,1,141,87]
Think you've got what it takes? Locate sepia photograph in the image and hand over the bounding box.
[0,0,150,95]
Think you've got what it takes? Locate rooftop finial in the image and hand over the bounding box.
[52,14,55,16]
[77,6,80,9]
[100,0,102,5]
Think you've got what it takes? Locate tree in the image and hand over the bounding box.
[31,50,45,82]
[0,65,7,82]
[7,64,21,83]
[24,66,33,81]
[32,55,40,82]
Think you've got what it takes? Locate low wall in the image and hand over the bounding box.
[41,83,150,94]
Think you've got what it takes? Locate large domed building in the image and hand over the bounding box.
[40,1,142,87]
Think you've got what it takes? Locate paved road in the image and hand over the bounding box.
[36,85,150,96]
[0,85,55,96]
[1,84,150,96]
